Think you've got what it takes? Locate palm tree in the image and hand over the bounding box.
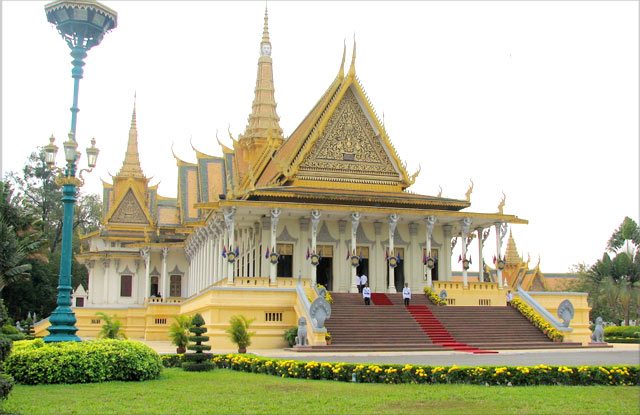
[0,216,43,293]
[96,312,125,339]
[169,315,193,353]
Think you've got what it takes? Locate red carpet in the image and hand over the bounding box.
[371,293,394,305]
[406,305,498,354]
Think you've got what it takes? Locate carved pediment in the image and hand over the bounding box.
[110,189,150,225]
[298,88,401,182]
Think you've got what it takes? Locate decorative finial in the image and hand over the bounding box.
[437,185,442,197]
[260,5,271,56]
[497,191,506,214]
[348,34,356,75]
[131,92,137,129]
[339,39,346,76]
[465,179,474,202]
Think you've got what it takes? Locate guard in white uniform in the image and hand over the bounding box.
[402,283,412,306]
[362,284,372,305]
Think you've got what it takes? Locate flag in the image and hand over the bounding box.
[235,246,239,256]
[385,248,389,261]
[397,253,401,263]
[222,246,227,258]
[458,255,462,263]
[423,250,427,264]
[346,250,350,260]
[469,256,472,265]
[306,247,310,260]
[265,247,270,259]
[493,255,496,264]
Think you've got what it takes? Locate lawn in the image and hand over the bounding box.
[2,368,638,415]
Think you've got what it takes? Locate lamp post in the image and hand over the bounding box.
[43,0,117,343]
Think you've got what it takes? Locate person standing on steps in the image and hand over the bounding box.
[362,283,371,305]
[360,273,368,293]
[356,274,362,293]
[402,283,411,306]
[506,289,514,306]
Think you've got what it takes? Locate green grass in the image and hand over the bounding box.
[2,368,639,415]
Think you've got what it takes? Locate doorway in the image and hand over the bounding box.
[276,243,294,278]
[355,246,370,285]
[316,245,333,290]
[387,247,405,290]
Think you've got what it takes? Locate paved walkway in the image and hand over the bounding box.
[140,340,640,366]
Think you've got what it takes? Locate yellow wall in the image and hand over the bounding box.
[528,292,591,345]
[432,281,506,306]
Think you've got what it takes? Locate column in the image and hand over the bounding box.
[269,208,281,285]
[224,208,236,284]
[388,214,398,293]
[408,222,418,289]
[260,217,270,277]
[476,228,484,282]
[216,222,225,282]
[495,222,507,289]
[425,216,436,288]
[442,224,453,282]
[141,248,151,301]
[373,221,382,292]
[350,212,360,293]
[102,259,110,304]
[161,247,168,299]
[461,218,472,288]
[337,220,347,291]
[310,210,320,285]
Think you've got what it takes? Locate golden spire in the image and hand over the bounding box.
[240,6,283,144]
[504,230,522,265]
[348,35,356,77]
[117,94,145,178]
[339,39,346,77]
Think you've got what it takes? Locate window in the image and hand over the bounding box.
[276,243,293,278]
[120,275,132,297]
[150,275,159,297]
[170,275,182,297]
[75,297,84,307]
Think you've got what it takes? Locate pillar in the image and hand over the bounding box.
[338,220,347,291]
[442,224,453,282]
[388,213,398,293]
[373,221,382,292]
[495,222,507,289]
[461,218,472,288]
[102,259,110,304]
[224,207,236,284]
[269,208,281,285]
[141,248,151,301]
[161,247,168,299]
[476,228,484,282]
[408,222,418,289]
[310,210,320,285]
[425,216,436,288]
[350,212,360,293]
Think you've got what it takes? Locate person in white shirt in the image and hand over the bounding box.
[355,275,362,293]
[402,283,412,306]
[506,290,514,306]
[362,283,372,305]
[360,274,368,292]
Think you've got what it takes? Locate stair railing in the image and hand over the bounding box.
[295,281,327,337]
[516,287,572,334]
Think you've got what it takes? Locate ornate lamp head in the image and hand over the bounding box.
[86,137,99,168]
[44,135,59,167]
[45,0,117,49]
[63,135,78,163]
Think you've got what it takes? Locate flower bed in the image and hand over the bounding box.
[509,298,563,342]
[204,354,638,386]
[423,287,446,306]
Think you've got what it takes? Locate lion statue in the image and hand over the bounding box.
[590,316,605,343]
[295,316,308,347]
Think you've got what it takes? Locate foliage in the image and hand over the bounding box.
[316,284,333,304]
[213,354,639,386]
[284,327,297,347]
[509,298,563,342]
[96,312,126,339]
[604,326,640,338]
[325,332,332,342]
[423,287,447,305]
[182,313,213,371]
[225,315,255,351]
[21,316,35,340]
[4,339,162,384]
[168,315,193,351]
[0,336,12,361]
[161,354,184,368]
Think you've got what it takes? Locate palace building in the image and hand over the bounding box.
[55,9,590,347]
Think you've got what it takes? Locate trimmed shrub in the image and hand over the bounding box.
[182,313,213,372]
[1,325,25,342]
[604,326,640,338]
[161,354,184,368]
[5,339,162,384]
[0,336,12,361]
[0,373,14,400]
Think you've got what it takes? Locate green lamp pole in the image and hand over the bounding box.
[43,0,117,342]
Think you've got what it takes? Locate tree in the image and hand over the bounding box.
[96,312,125,339]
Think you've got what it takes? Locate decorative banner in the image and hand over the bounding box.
[388,256,398,268]
[265,247,270,259]
[350,255,360,267]
[226,250,237,264]
[310,253,320,267]
[269,251,279,265]
[497,259,506,270]
[462,258,470,270]
[426,257,435,269]
[221,246,227,258]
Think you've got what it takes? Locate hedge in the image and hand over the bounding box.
[160,354,639,386]
[604,326,640,338]
[5,339,162,385]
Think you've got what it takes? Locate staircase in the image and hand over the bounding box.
[306,293,582,352]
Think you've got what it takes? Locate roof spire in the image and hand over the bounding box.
[339,39,346,77]
[117,94,145,178]
[261,4,271,56]
[504,230,522,265]
[348,34,356,76]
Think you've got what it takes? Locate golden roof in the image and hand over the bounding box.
[117,97,146,179]
[504,230,523,264]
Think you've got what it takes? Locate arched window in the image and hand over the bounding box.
[169,274,182,297]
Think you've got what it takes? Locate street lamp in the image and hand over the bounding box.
[43,0,116,343]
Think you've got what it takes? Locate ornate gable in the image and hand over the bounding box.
[297,88,400,184]
[109,188,151,225]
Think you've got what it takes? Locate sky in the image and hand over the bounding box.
[2,1,638,273]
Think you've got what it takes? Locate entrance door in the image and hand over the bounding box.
[355,246,369,284]
[276,243,294,278]
[316,245,333,290]
[387,247,405,290]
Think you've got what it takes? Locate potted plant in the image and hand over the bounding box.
[169,315,193,354]
[96,312,126,339]
[325,332,332,345]
[284,327,297,347]
[226,315,255,353]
